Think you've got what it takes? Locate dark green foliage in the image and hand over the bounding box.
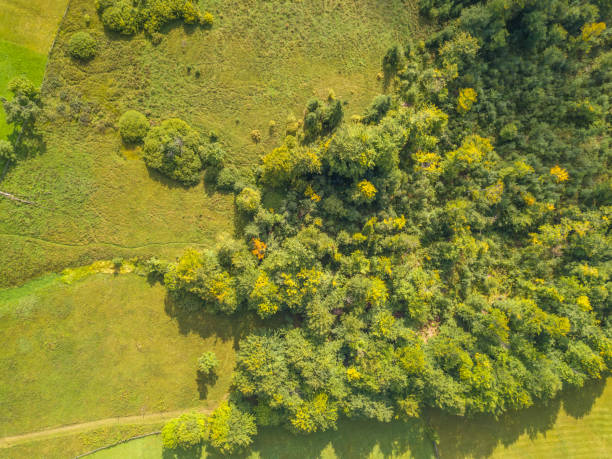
[302,97,344,142]
[95,0,207,36]
[142,118,203,185]
[202,143,226,169]
[118,110,148,144]
[0,140,15,162]
[2,76,40,130]
[68,32,98,60]
[382,45,402,73]
[362,94,392,124]
[158,0,611,446]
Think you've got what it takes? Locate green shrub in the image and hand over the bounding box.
[250,130,262,143]
[201,12,214,27]
[161,412,207,450]
[68,32,98,60]
[236,187,261,214]
[118,110,149,144]
[197,351,219,376]
[100,1,140,35]
[202,143,225,168]
[216,167,238,192]
[207,402,256,454]
[0,140,15,162]
[97,0,206,36]
[142,118,204,185]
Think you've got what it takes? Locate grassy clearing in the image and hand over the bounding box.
[0,0,68,138]
[0,0,424,287]
[0,272,259,437]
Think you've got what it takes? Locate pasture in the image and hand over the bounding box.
[0,272,256,437]
[0,0,424,287]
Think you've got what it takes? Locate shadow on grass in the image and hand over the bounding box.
[145,166,199,190]
[429,376,608,458]
[163,291,259,350]
[162,445,203,459]
[196,371,219,400]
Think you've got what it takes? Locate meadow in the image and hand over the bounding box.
[0,272,259,437]
[0,0,424,287]
[0,0,68,138]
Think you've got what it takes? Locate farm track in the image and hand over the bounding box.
[0,406,215,448]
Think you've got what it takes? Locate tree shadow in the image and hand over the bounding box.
[562,376,607,419]
[145,166,200,190]
[203,167,220,197]
[196,371,219,400]
[205,418,433,459]
[430,376,608,458]
[162,444,203,459]
[164,292,260,350]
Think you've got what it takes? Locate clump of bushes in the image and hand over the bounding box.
[196,351,219,377]
[162,403,256,454]
[95,0,214,37]
[0,140,15,162]
[161,412,207,450]
[302,97,343,142]
[68,32,98,60]
[235,187,261,214]
[118,110,149,144]
[142,118,204,185]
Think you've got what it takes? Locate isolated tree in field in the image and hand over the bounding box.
[118,110,149,144]
[1,77,41,134]
[142,118,204,185]
[197,351,219,377]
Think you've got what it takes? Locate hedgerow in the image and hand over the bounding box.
[95,0,213,37]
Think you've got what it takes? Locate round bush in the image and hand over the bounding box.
[0,140,15,162]
[197,351,219,376]
[118,110,149,144]
[216,166,238,192]
[201,12,214,27]
[236,187,261,214]
[101,1,139,35]
[202,143,226,168]
[68,32,98,60]
[143,118,203,185]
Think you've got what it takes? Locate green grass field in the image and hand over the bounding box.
[0,0,68,138]
[0,423,164,459]
[0,272,260,437]
[0,0,425,287]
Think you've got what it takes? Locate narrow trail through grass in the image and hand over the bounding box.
[0,405,214,449]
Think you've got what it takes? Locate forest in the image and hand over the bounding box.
[0,0,609,457]
[144,0,611,454]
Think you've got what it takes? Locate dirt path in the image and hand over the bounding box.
[0,406,214,448]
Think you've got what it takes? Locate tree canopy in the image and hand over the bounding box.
[161,0,610,452]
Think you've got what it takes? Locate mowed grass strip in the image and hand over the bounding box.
[0,0,424,287]
[489,378,612,458]
[0,273,258,437]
